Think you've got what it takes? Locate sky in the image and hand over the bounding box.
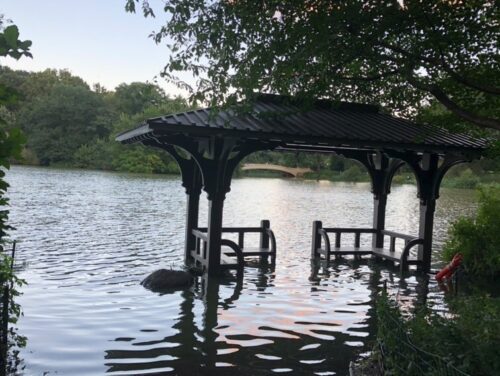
[1,0,192,96]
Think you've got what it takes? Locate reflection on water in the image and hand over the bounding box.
[6,166,477,375]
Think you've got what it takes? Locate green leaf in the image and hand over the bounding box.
[3,25,20,49]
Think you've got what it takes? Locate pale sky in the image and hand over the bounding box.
[1,0,193,96]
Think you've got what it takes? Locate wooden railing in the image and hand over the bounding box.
[192,220,276,271]
[311,221,423,273]
[319,227,377,252]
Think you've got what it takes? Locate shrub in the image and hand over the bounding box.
[73,139,114,170]
[391,174,415,185]
[0,129,27,375]
[443,185,500,279]
[376,292,500,376]
[341,165,366,182]
[443,168,480,189]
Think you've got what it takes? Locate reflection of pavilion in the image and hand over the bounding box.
[103,274,246,375]
[104,262,430,375]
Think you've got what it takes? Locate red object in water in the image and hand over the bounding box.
[436,253,463,281]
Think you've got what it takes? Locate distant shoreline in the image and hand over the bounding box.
[11,163,499,189]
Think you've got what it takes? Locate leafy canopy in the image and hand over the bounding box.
[125,0,499,131]
[18,84,112,165]
[113,82,167,115]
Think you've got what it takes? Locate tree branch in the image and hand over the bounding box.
[407,76,500,131]
[380,42,500,96]
[334,70,400,82]
[440,64,500,96]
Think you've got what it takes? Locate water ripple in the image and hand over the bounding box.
[5,166,477,376]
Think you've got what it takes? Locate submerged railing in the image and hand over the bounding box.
[312,221,424,273]
[191,220,276,272]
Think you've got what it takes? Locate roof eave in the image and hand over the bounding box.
[115,123,152,143]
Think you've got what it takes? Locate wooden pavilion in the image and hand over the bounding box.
[116,94,487,276]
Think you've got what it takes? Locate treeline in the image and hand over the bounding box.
[0,66,498,182]
[0,66,188,173]
[0,66,378,177]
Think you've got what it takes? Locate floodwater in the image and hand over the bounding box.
[6,166,477,375]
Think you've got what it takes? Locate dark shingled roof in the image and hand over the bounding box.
[116,94,487,153]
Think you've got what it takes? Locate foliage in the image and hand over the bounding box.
[113,82,167,115]
[0,16,29,375]
[0,65,498,179]
[112,146,179,174]
[73,139,115,170]
[0,249,26,375]
[376,291,500,376]
[0,22,31,60]
[17,84,113,165]
[126,0,499,131]
[391,173,415,185]
[329,155,345,172]
[0,65,193,174]
[0,129,24,240]
[340,165,366,182]
[443,185,500,279]
[441,168,480,189]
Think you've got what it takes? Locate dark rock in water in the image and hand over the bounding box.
[141,269,193,292]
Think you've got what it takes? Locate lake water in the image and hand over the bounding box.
[6,166,477,375]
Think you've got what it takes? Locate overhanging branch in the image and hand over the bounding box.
[407,75,500,131]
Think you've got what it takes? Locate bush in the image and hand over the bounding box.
[73,139,114,170]
[376,292,500,376]
[340,165,366,182]
[391,174,415,185]
[442,168,481,189]
[443,185,500,279]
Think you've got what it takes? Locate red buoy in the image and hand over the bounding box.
[436,253,463,281]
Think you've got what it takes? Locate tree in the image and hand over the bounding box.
[125,0,499,131]
[113,82,167,115]
[17,84,112,165]
[20,69,89,100]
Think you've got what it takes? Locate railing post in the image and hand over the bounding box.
[259,220,270,263]
[311,221,322,259]
[390,236,396,252]
[335,232,341,248]
[238,231,244,249]
[259,220,270,249]
[354,232,361,248]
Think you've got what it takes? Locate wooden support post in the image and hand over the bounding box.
[311,220,322,259]
[184,166,202,264]
[206,195,225,276]
[372,193,387,248]
[418,198,436,272]
[416,153,439,273]
[184,192,200,263]
[367,152,396,249]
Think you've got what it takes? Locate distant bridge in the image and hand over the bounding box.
[241,163,313,178]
